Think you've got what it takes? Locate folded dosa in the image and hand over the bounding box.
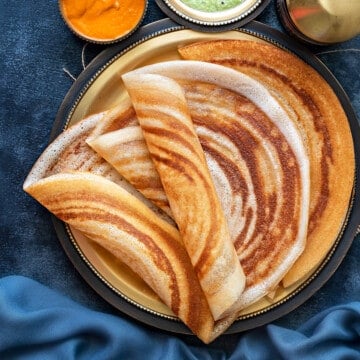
[87,97,139,141]
[23,172,219,343]
[23,109,127,188]
[87,126,172,217]
[92,60,310,309]
[122,72,246,321]
[178,40,355,286]
[23,108,170,222]
[22,109,239,342]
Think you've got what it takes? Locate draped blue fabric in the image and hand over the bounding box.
[0,276,359,359]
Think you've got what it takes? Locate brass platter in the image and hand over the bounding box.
[52,19,360,335]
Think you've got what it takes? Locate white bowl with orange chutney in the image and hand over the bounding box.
[59,0,147,44]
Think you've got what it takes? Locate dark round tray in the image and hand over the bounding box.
[51,18,360,336]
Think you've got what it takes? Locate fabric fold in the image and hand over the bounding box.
[1,276,359,359]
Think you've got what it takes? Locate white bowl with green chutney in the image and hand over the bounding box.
[161,0,265,26]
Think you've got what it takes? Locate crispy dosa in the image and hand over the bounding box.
[23,108,171,222]
[178,40,355,286]
[23,172,219,343]
[87,126,172,217]
[22,108,241,342]
[22,109,127,188]
[91,60,310,309]
[122,72,246,321]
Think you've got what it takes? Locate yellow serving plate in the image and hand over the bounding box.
[53,19,358,334]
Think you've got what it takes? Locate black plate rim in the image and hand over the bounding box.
[51,18,360,336]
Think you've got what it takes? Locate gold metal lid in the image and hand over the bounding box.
[277,0,360,45]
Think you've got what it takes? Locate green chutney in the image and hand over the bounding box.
[180,0,244,12]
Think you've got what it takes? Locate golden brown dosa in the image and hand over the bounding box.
[122,72,246,321]
[178,40,355,286]
[23,172,220,343]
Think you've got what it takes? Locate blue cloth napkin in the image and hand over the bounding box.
[0,275,359,359]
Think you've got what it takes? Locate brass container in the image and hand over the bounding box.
[277,0,360,45]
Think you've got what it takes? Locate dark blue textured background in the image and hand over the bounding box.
[0,0,359,350]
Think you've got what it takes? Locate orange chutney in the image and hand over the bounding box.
[60,0,146,41]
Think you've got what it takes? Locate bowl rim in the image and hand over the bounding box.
[155,0,271,31]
